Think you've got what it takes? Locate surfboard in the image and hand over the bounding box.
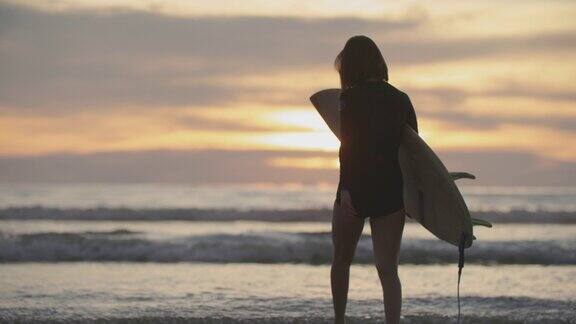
[310,88,491,248]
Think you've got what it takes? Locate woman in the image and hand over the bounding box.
[329,35,418,324]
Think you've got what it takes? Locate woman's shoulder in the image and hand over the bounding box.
[378,81,409,99]
[342,80,411,104]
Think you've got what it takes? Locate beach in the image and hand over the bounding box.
[1,184,575,323]
[3,0,576,322]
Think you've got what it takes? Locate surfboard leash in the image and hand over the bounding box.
[457,233,466,323]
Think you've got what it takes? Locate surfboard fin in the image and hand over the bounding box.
[471,218,493,228]
[450,172,476,180]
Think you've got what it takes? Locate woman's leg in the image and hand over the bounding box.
[369,208,406,324]
[331,190,365,324]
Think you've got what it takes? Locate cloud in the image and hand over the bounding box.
[424,110,576,133]
[1,2,575,111]
[0,149,337,184]
[382,31,576,64]
[406,84,576,131]
[438,149,576,186]
[175,114,309,132]
[0,148,574,186]
[1,1,575,171]
[482,81,576,103]
[409,83,576,107]
[0,2,418,110]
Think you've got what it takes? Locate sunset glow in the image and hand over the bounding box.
[1,0,575,185]
[268,157,339,170]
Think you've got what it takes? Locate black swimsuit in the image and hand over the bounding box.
[336,80,418,219]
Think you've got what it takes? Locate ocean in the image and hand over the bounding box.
[0,184,575,323]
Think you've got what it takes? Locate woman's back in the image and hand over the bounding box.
[337,80,418,218]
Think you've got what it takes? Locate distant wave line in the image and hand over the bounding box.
[1,207,576,224]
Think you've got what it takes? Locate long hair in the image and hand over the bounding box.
[334,35,388,90]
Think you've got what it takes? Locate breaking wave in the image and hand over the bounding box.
[1,207,576,223]
[1,231,574,264]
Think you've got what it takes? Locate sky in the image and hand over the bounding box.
[0,0,575,186]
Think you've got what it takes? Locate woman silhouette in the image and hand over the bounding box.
[328,35,418,324]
